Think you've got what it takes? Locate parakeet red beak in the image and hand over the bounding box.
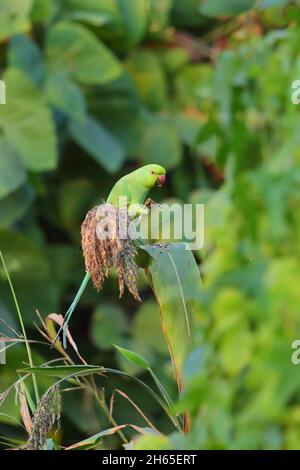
[157,174,166,187]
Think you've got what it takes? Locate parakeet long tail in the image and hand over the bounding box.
[52,272,91,348]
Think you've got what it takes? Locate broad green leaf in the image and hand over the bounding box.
[173,113,203,147]
[69,115,125,173]
[0,69,57,171]
[66,425,127,450]
[0,0,32,41]
[116,0,148,46]
[64,0,147,47]
[140,121,182,169]
[8,35,44,86]
[45,71,86,122]
[141,243,202,390]
[88,74,144,156]
[46,21,122,85]
[200,0,256,17]
[91,303,127,351]
[113,344,150,369]
[126,49,167,112]
[0,139,26,199]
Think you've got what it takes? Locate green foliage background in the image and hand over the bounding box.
[1,0,300,449]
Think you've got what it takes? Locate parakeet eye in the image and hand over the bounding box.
[151,171,155,174]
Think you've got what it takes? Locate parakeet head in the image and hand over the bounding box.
[134,164,166,189]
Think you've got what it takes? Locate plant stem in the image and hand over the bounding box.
[148,367,174,409]
[97,387,128,444]
[0,251,40,405]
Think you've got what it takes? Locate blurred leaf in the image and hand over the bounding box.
[113,344,150,369]
[31,0,55,23]
[0,0,32,41]
[67,10,111,26]
[91,303,127,351]
[133,433,171,450]
[140,120,182,169]
[8,35,44,86]
[173,112,203,147]
[46,21,122,84]
[69,115,125,173]
[0,347,50,425]
[258,0,289,8]
[116,0,148,46]
[183,348,204,382]
[45,71,86,122]
[126,49,167,112]
[0,298,17,335]
[88,74,144,156]
[0,139,26,199]
[132,301,167,355]
[200,0,256,16]
[58,178,98,240]
[66,424,153,450]
[0,230,59,324]
[20,365,105,378]
[0,69,57,171]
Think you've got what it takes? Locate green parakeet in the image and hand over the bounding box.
[107,164,166,218]
[54,164,166,348]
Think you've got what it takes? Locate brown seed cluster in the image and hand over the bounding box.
[81,203,141,301]
[26,386,61,450]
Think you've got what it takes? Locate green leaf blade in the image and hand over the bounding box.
[113,344,150,369]
[0,69,57,171]
[46,21,122,85]
[141,243,202,390]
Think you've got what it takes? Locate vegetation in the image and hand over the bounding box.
[1,0,300,450]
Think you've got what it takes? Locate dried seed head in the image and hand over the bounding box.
[26,386,61,450]
[81,204,141,301]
